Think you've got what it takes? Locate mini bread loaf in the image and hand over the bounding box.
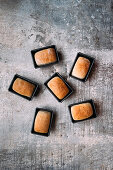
[72,57,90,79]
[47,77,69,100]
[12,78,35,97]
[34,111,51,133]
[34,48,57,65]
[71,103,93,120]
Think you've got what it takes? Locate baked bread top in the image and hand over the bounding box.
[72,57,90,79]
[71,103,93,120]
[34,48,57,65]
[12,78,35,97]
[47,76,69,100]
[34,111,51,133]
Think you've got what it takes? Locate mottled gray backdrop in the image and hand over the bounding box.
[0,0,113,170]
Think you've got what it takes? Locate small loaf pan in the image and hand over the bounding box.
[68,99,97,123]
[31,108,53,137]
[44,72,73,103]
[31,45,59,68]
[8,74,39,101]
[69,52,95,82]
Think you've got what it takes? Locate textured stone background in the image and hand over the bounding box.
[0,0,113,169]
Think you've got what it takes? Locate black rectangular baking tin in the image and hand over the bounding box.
[68,99,97,123]
[31,45,59,68]
[8,74,39,101]
[44,72,73,103]
[69,52,95,82]
[31,108,53,137]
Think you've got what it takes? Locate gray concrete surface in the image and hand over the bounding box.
[0,0,113,169]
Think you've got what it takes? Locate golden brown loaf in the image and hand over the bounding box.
[72,57,90,79]
[47,76,69,100]
[12,78,35,97]
[34,111,51,133]
[71,103,93,120]
[34,48,57,65]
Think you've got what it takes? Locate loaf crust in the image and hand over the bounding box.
[34,111,51,133]
[12,78,35,97]
[48,76,69,99]
[71,103,93,120]
[34,48,57,65]
[72,57,90,79]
